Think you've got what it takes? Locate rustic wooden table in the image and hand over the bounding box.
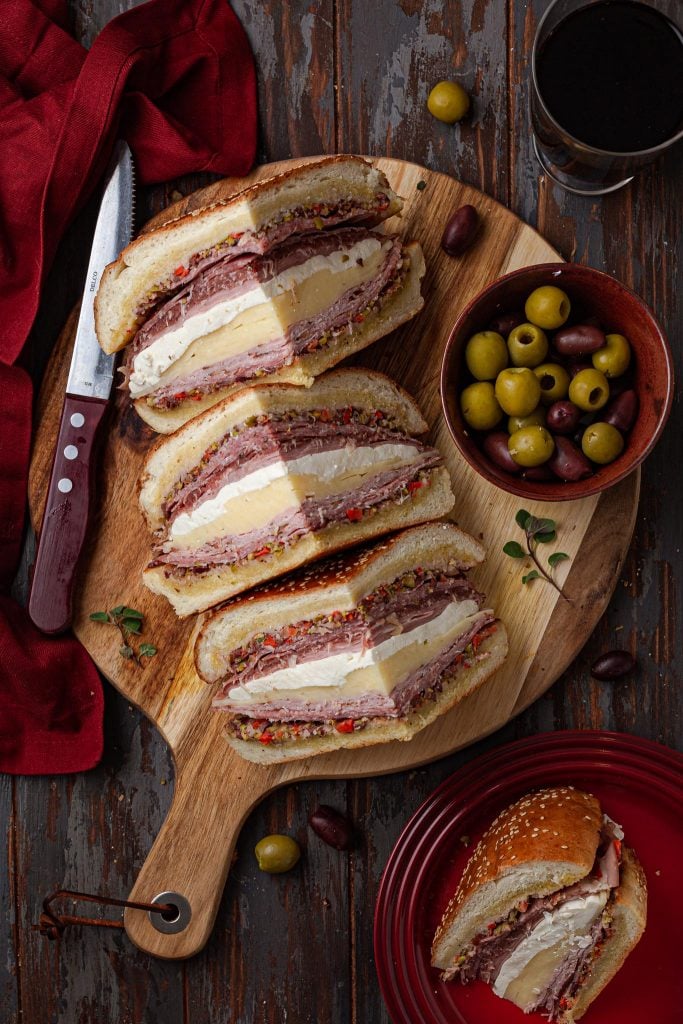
[2,2,681,1022]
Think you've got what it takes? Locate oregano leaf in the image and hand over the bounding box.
[89,611,109,623]
[515,509,532,530]
[120,645,134,659]
[535,529,557,544]
[522,570,541,585]
[503,541,525,559]
[122,618,142,634]
[121,607,143,620]
[111,605,125,617]
[548,551,570,567]
[139,643,157,658]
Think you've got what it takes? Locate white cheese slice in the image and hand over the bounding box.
[168,443,422,548]
[494,892,609,1008]
[129,236,387,396]
[226,601,482,703]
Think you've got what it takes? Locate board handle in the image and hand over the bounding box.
[124,727,275,959]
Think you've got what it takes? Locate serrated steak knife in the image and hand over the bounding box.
[29,141,135,634]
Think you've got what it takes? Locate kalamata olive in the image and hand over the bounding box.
[521,464,554,481]
[489,310,525,336]
[546,400,582,435]
[567,360,593,378]
[607,374,633,398]
[553,324,606,357]
[309,805,354,850]
[548,436,593,481]
[482,431,522,474]
[441,204,479,257]
[603,389,639,432]
[590,650,637,681]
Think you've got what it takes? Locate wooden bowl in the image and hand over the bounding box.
[440,263,674,501]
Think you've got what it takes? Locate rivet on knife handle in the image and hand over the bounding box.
[29,395,108,634]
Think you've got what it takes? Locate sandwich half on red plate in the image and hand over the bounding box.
[195,522,507,763]
[95,156,424,432]
[431,787,647,1022]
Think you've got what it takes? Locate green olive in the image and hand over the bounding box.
[254,835,301,874]
[465,331,508,380]
[592,333,631,378]
[460,381,503,430]
[508,407,546,434]
[508,426,555,467]
[507,323,549,368]
[427,80,470,123]
[494,367,542,417]
[534,362,571,404]
[568,368,610,412]
[524,285,571,330]
[581,422,625,465]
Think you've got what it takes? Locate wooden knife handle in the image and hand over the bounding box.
[29,395,108,635]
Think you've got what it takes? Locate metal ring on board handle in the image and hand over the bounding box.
[149,891,192,934]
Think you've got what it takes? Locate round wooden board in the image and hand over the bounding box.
[28,158,639,960]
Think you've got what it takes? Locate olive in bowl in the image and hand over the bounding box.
[440,263,673,501]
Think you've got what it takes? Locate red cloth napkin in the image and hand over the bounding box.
[0,0,256,774]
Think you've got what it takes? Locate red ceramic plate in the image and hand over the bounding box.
[374,731,683,1024]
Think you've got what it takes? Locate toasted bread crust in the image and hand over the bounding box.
[95,155,403,355]
[432,788,603,958]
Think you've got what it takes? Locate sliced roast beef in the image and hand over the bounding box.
[164,413,419,523]
[218,613,495,722]
[133,194,393,325]
[132,227,391,358]
[143,233,404,407]
[218,570,484,691]
[151,449,442,573]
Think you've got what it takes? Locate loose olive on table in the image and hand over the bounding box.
[427,80,470,123]
[592,333,631,378]
[465,331,508,380]
[508,425,555,467]
[524,285,571,330]
[494,367,542,417]
[534,362,570,404]
[507,323,549,367]
[460,381,503,430]
[254,834,301,874]
[568,368,610,412]
[581,422,624,465]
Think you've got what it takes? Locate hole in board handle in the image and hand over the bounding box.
[149,891,191,934]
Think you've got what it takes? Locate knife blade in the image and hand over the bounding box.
[29,142,135,634]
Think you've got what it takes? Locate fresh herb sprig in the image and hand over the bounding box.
[503,510,571,600]
[89,606,158,666]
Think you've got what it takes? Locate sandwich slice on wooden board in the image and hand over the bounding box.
[95,156,425,432]
[194,521,508,763]
[431,787,647,1022]
[139,368,455,616]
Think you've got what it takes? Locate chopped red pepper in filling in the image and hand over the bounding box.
[335,719,355,734]
[173,265,189,278]
[345,508,363,522]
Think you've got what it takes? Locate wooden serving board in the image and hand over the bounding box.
[28,158,639,960]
